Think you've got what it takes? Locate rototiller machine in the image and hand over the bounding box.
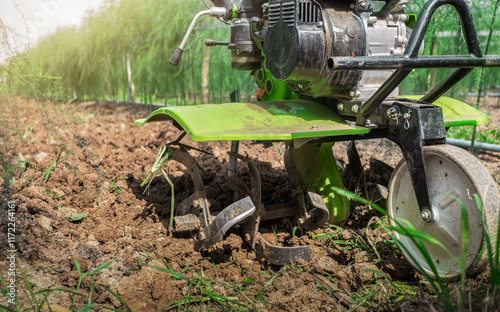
[136,0,500,280]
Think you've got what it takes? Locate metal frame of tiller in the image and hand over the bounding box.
[322,0,500,224]
[138,0,500,265]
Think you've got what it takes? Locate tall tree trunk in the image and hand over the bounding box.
[201,45,210,104]
[428,33,439,90]
[181,77,186,105]
[104,62,113,100]
[126,52,135,102]
[190,66,196,104]
[428,15,440,90]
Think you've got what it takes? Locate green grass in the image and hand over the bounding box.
[447,126,500,145]
[0,259,130,312]
[139,247,263,311]
[39,147,70,186]
[109,176,128,194]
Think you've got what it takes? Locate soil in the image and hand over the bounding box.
[1,96,499,311]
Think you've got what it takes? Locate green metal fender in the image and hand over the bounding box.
[135,100,369,141]
[135,97,487,141]
[404,95,489,127]
[135,96,487,225]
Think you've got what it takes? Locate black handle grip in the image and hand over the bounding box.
[169,47,184,66]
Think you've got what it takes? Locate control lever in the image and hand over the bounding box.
[169,7,227,66]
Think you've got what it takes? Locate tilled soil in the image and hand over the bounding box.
[1,96,499,311]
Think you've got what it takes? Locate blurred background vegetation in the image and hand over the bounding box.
[2,0,500,104]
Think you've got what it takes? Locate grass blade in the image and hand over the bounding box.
[83,260,114,277]
[160,168,175,231]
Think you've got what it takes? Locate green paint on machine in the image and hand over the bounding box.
[135,100,369,141]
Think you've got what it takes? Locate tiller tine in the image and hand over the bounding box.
[169,148,211,227]
[300,192,329,230]
[170,147,315,264]
[256,234,311,265]
[227,151,263,249]
[368,158,394,187]
[346,140,364,183]
[194,196,256,250]
[227,151,313,264]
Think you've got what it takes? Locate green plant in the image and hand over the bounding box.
[141,131,211,231]
[312,224,350,246]
[109,176,128,194]
[45,189,66,209]
[447,126,500,145]
[271,225,279,246]
[475,194,500,304]
[291,225,302,238]
[39,147,69,186]
[65,212,89,222]
[21,124,34,141]
[137,245,269,311]
[148,261,257,311]
[141,141,177,231]
[0,260,130,312]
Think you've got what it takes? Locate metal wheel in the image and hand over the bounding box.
[388,145,499,281]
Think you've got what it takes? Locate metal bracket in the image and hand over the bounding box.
[388,101,446,222]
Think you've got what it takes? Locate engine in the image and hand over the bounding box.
[229,0,411,100]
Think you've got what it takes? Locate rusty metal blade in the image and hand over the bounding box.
[301,191,330,230]
[195,196,256,250]
[256,235,311,265]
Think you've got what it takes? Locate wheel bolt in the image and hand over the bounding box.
[421,209,432,222]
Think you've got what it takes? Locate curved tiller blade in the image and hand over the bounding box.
[301,191,330,231]
[256,234,311,265]
[195,196,256,250]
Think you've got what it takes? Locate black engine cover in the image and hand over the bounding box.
[264,0,366,99]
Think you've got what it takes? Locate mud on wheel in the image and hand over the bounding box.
[388,144,500,281]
